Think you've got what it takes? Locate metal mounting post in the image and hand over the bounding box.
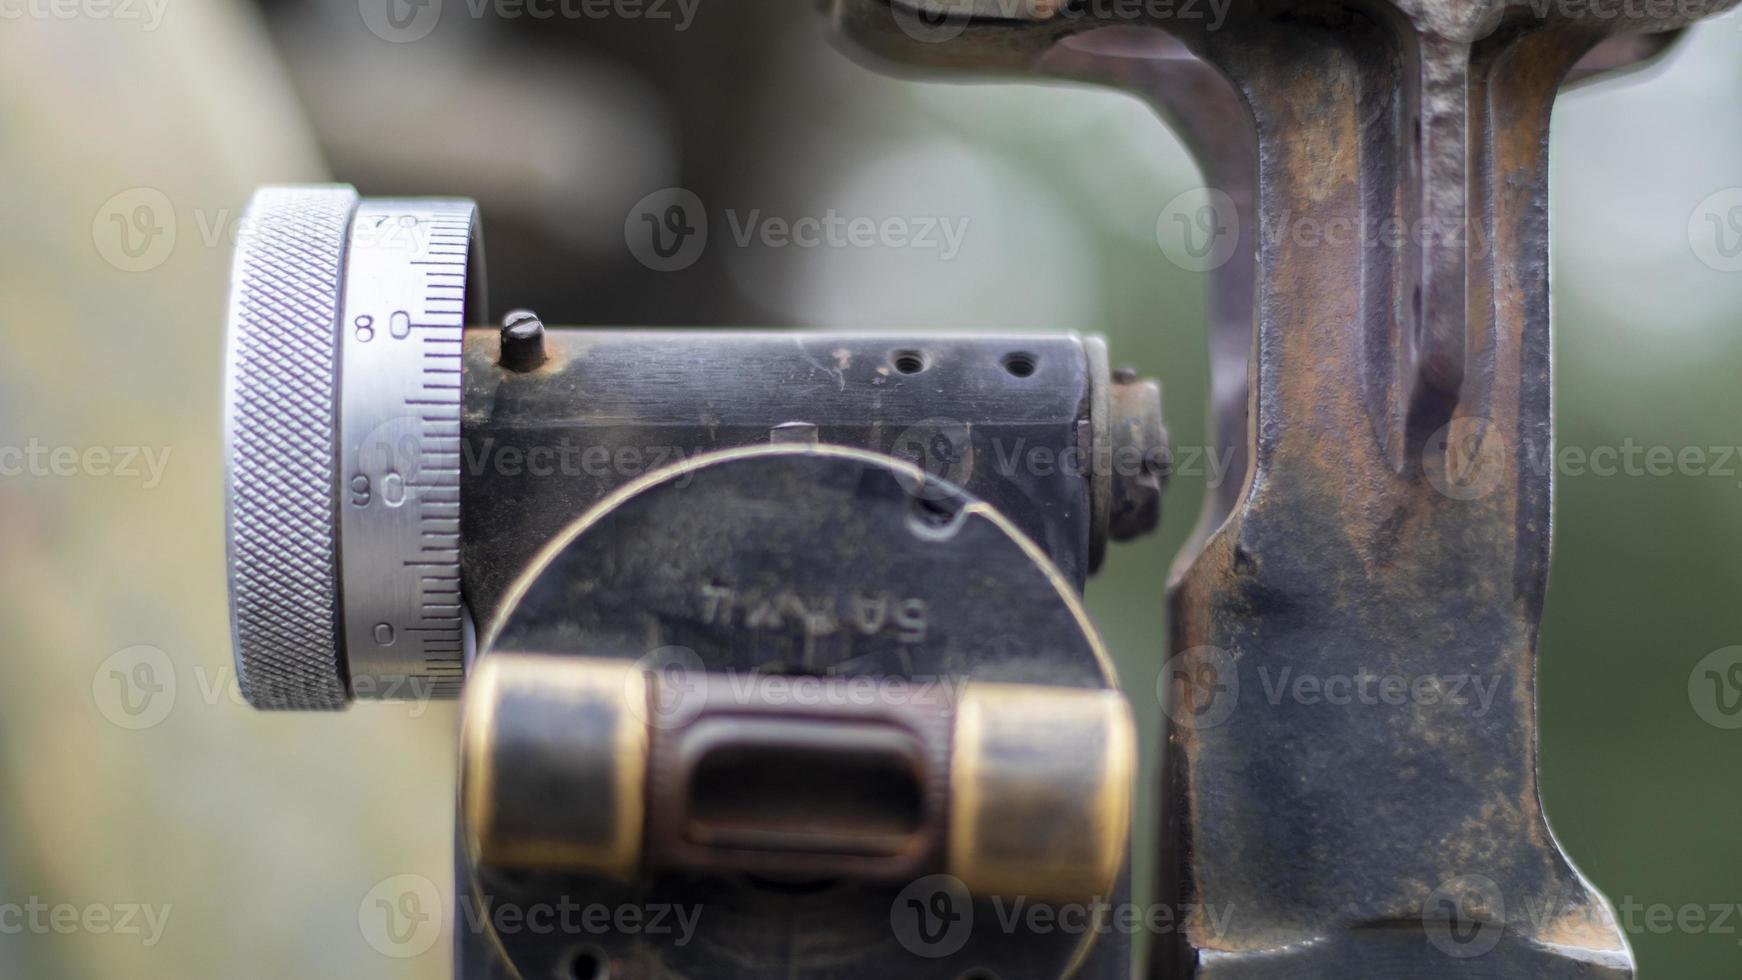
[829,2,1737,975]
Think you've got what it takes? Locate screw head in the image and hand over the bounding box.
[499,309,547,372]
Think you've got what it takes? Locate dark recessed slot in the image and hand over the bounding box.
[686,736,924,857]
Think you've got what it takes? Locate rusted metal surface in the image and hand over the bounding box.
[466,446,1135,980]
[449,326,1163,980]
[1108,367,1171,541]
[1036,26,1682,544]
[829,2,1737,976]
[461,330,1167,625]
[464,654,1133,902]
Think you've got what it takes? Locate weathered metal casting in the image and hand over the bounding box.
[1041,25,1683,544]
[829,2,1736,976]
[464,653,1133,900]
[466,446,1135,980]
[461,329,1166,625]
[218,186,1171,978]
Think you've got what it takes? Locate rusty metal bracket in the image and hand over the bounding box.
[828,2,1737,976]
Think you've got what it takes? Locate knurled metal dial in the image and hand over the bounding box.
[223,186,484,709]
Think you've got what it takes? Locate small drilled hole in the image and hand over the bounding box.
[568,946,609,980]
[907,492,967,540]
[1001,352,1037,378]
[893,350,928,375]
[913,495,957,528]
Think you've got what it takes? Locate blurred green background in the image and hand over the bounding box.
[0,3,1739,977]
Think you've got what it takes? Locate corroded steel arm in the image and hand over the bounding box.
[828,2,1736,975]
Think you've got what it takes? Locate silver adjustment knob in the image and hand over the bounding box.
[223,186,485,709]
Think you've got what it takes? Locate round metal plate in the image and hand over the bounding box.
[477,444,1127,980]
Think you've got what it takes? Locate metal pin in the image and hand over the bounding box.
[499,310,547,372]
